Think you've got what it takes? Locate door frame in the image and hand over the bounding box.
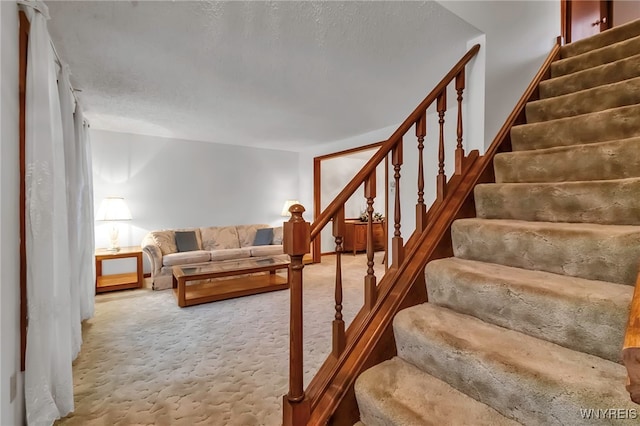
[312,142,388,263]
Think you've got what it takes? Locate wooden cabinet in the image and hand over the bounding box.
[343,220,385,255]
[95,246,144,293]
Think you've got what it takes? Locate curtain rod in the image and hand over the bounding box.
[17,0,82,109]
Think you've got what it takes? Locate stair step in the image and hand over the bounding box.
[451,218,640,285]
[494,137,640,183]
[553,34,640,77]
[561,18,640,58]
[425,257,632,362]
[474,178,640,225]
[355,357,520,426]
[526,76,640,123]
[511,104,640,151]
[540,54,640,99]
[394,304,636,425]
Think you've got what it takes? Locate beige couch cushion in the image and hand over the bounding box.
[210,248,252,262]
[237,224,270,247]
[250,245,284,257]
[151,228,203,255]
[272,226,284,245]
[200,226,240,250]
[151,230,177,255]
[162,250,211,266]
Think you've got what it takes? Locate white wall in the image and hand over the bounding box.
[0,2,25,425]
[92,130,299,272]
[614,1,640,26]
[438,0,561,149]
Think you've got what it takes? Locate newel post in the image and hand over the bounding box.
[283,204,311,426]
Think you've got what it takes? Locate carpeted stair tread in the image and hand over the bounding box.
[553,34,640,77]
[526,76,640,123]
[394,304,637,425]
[474,178,640,225]
[539,54,640,99]
[494,137,640,183]
[511,104,640,151]
[425,257,632,362]
[355,357,521,426]
[561,18,640,59]
[451,218,640,285]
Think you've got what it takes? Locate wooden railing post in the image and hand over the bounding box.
[624,269,640,404]
[283,204,311,426]
[415,113,427,232]
[332,206,346,358]
[364,173,377,311]
[436,90,447,201]
[392,141,404,266]
[455,69,466,175]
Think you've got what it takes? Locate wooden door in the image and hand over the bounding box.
[565,0,612,43]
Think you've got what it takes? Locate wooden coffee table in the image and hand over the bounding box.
[172,256,290,307]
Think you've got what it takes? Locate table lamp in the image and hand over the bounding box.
[281,199,300,217]
[96,196,132,252]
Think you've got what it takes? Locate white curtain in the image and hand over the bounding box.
[74,106,96,322]
[58,64,83,359]
[21,1,95,424]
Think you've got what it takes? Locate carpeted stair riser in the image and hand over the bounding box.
[561,18,640,58]
[526,76,640,123]
[355,357,520,426]
[425,258,632,363]
[494,137,640,183]
[393,304,637,426]
[474,178,640,225]
[511,104,640,151]
[552,34,640,77]
[539,54,640,99]
[451,218,640,285]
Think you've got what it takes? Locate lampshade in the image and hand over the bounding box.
[96,197,132,221]
[281,199,300,217]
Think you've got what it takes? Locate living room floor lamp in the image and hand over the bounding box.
[96,196,132,252]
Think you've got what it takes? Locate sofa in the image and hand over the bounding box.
[141,224,286,290]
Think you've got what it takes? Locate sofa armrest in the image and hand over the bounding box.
[141,234,163,277]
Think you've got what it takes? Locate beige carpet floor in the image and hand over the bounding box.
[55,253,385,426]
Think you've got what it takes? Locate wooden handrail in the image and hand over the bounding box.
[624,269,640,404]
[310,44,481,240]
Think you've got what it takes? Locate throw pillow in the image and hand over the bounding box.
[175,231,199,252]
[253,228,274,246]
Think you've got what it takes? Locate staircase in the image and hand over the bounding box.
[354,20,640,425]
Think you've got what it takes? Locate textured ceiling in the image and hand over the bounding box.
[45,1,480,151]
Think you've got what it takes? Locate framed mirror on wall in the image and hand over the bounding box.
[312,142,389,264]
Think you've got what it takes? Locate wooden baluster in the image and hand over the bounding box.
[437,90,447,201]
[282,204,311,426]
[332,206,346,358]
[455,69,466,175]
[415,113,427,232]
[392,141,404,266]
[364,173,377,311]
